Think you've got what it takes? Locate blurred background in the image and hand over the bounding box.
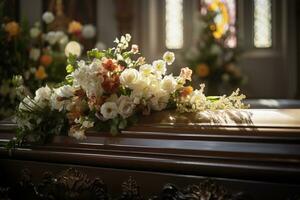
[0,0,299,119]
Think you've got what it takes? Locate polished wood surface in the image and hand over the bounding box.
[0,109,300,199]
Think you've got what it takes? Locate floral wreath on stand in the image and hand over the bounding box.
[9,34,249,149]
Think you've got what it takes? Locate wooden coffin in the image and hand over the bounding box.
[0,109,300,199]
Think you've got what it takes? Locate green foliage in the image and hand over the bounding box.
[6,106,69,149]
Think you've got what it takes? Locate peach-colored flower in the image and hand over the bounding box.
[196,64,210,78]
[180,86,193,97]
[102,58,118,72]
[68,20,82,34]
[35,66,48,80]
[5,21,20,37]
[179,67,193,81]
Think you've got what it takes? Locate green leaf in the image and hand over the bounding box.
[67,54,77,66]
[87,49,105,60]
[66,64,74,73]
[110,124,118,136]
[118,118,127,129]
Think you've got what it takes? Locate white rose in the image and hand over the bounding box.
[82,24,96,39]
[139,64,153,76]
[29,48,40,61]
[152,60,166,75]
[163,51,175,65]
[34,85,52,108]
[120,68,140,88]
[42,12,55,24]
[161,75,177,93]
[100,102,118,119]
[149,91,170,111]
[65,41,82,57]
[118,96,135,118]
[30,27,41,38]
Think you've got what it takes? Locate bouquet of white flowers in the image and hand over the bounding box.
[9,34,248,148]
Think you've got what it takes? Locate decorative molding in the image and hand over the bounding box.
[0,168,254,200]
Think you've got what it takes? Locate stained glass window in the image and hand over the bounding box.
[203,0,237,47]
[165,0,183,49]
[254,0,272,48]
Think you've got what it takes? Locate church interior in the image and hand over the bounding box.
[0,0,300,199]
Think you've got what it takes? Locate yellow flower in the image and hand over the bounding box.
[68,20,82,34]
[196,64,210,78]
[5,21,20,37]
[35,66,48,80]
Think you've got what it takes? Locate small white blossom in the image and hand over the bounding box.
[29,48,40,61]
[42,12,55,24]
[82,24,96,39]
[152,60,166,75]
[163,51,175,65]
[139,64,153,77]
[30,27,41,38]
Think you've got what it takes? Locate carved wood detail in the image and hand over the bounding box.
[0,168,255,200]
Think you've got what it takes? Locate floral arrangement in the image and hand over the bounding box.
[185,0,246,95]
[0,9,30,119]
[0,8,101,120]
[9,34,248,148]
[26,11,97,89]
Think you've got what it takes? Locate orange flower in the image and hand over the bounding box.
[68,20,82,34]
[180,86,193,97]
[102,58,118,71]
[5,21,20,37]
[40,55,53,67]
[196,64,210,78]
[101,74,120,93]
[35,66,48,80]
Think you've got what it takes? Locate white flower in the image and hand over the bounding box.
[29,48,40,61]
[55,85,74,98]
[100,102,118,119]
[75,116,94,129]
[152,60,167,75]
[118,96,135,118]
[163,51,175,65]
[50,86,74,111]
[45,31,57,45]
[34,85,52,108]
[82,24,96,39]
[65,41,82,57]
[71,60,103,98]
[125,33,131,41]
[42,12,55,24]
[131,44,139,54]
[161,75,177,93]
[19,96,36,111]
[139,64,153,76]
[69,128,86,140]
[95,42,106,50]
[30,27,40,38]
[120,68,140,88]
[149,90,170,111]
